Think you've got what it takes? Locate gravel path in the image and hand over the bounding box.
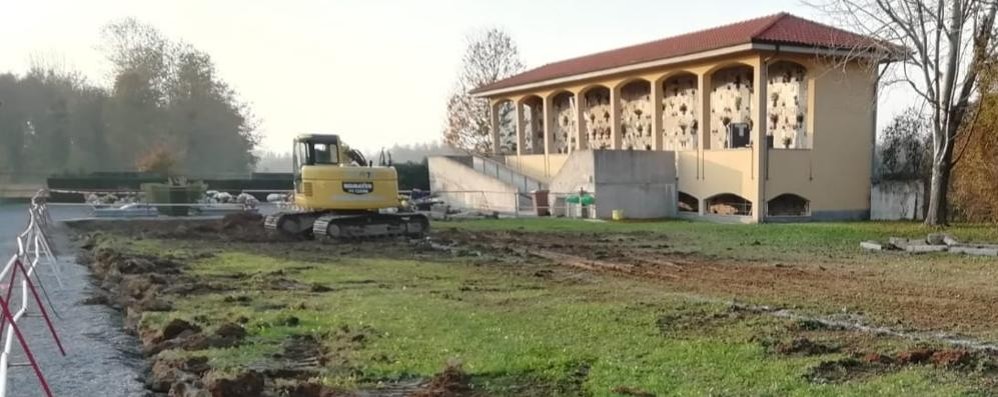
[0,204,146,397]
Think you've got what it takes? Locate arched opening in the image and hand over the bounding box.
[519,95,544,154]
[678,192,699,213]
[767,193,810,216]
[493,99,516,153]
[581,86,612,149]
[709,65,755,149]
[767,61,809,149]
[662,73,699,151]
[705,193,752,216]
[551,91,576,154]
[619,79,652,150]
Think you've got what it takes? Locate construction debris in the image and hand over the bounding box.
[861,234,998,257]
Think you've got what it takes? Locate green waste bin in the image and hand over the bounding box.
[566,193,595,218]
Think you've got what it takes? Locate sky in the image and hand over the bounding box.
[2,0,915,153]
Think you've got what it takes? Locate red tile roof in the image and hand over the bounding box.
[472,13,876,95]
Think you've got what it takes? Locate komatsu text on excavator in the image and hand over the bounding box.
[264,134,430,240]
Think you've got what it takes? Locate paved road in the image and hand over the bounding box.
[0,204,146,397]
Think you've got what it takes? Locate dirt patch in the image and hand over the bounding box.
[612,385,656,397]
[805,358,884,384]
[259,334,329,380]
[772,337,839,356]
[67,212,279,243]
[410,363,472,397]
[434,229,998,337]
[896,348,935,365]
[656,305,747,335]
[931,349,973,367]
[207,370,265,397]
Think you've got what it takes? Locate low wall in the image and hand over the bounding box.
[871,180,923,221]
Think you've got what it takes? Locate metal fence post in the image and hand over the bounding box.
[514,193,520,218]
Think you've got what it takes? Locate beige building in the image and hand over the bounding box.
[470,13,884,222]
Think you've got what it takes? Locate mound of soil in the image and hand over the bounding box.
[931,349,972,367]
[207,370,265,397]
[410,363,472,397]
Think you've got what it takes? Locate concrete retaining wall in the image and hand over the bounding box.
[428,156,517,212]
[871,180,923,221]
[549,150,678,219]
[593,150,677,219]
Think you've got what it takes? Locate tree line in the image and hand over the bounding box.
[0,18,258,182]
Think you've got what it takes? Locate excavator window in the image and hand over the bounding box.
[297,140,339,166]
[312,143,338,164]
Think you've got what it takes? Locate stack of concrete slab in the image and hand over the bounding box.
[860,233,998,256]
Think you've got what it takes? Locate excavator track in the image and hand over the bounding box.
[266,211,429,240]
[264,211,322,239]
[312,212,429,241]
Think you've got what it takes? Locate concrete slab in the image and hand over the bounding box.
[888,237,913,250]
[904,244,949,253]
[859,241,883,251]
[949,246,998,256]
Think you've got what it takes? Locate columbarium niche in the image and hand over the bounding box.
[551,92,576,154]
[678,192,699,213]
[619,80,653,150]
[662,73,699,150]
[767,193,810,216]
[767,61,809,149]
[520,96,544,154]
[582,86,612,149]
[709,65,755,149]
[706,193,752,216]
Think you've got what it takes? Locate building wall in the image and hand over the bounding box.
[582,88,613,149]
[662,74,699,150]
[487,51,875,222]
[551,94,576,154]
[765,59,875,219]
[619,81,653,150]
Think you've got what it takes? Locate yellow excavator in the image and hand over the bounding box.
[264,134,430,239]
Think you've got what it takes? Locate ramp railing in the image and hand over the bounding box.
[0,190,66,397]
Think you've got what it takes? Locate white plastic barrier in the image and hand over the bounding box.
[0,190,65,397]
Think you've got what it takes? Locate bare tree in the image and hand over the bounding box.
[443,28,524,154]
[812,0,998,225]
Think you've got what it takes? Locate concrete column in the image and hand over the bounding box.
[514,101,526,156]
[610,86,622,150]
[574,93,587,151]
[489,101,501,155]
[697,72,711,179]
[651,79,664,151]
[752,59,769,223]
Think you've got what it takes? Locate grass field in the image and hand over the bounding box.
[85,218,998,396]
